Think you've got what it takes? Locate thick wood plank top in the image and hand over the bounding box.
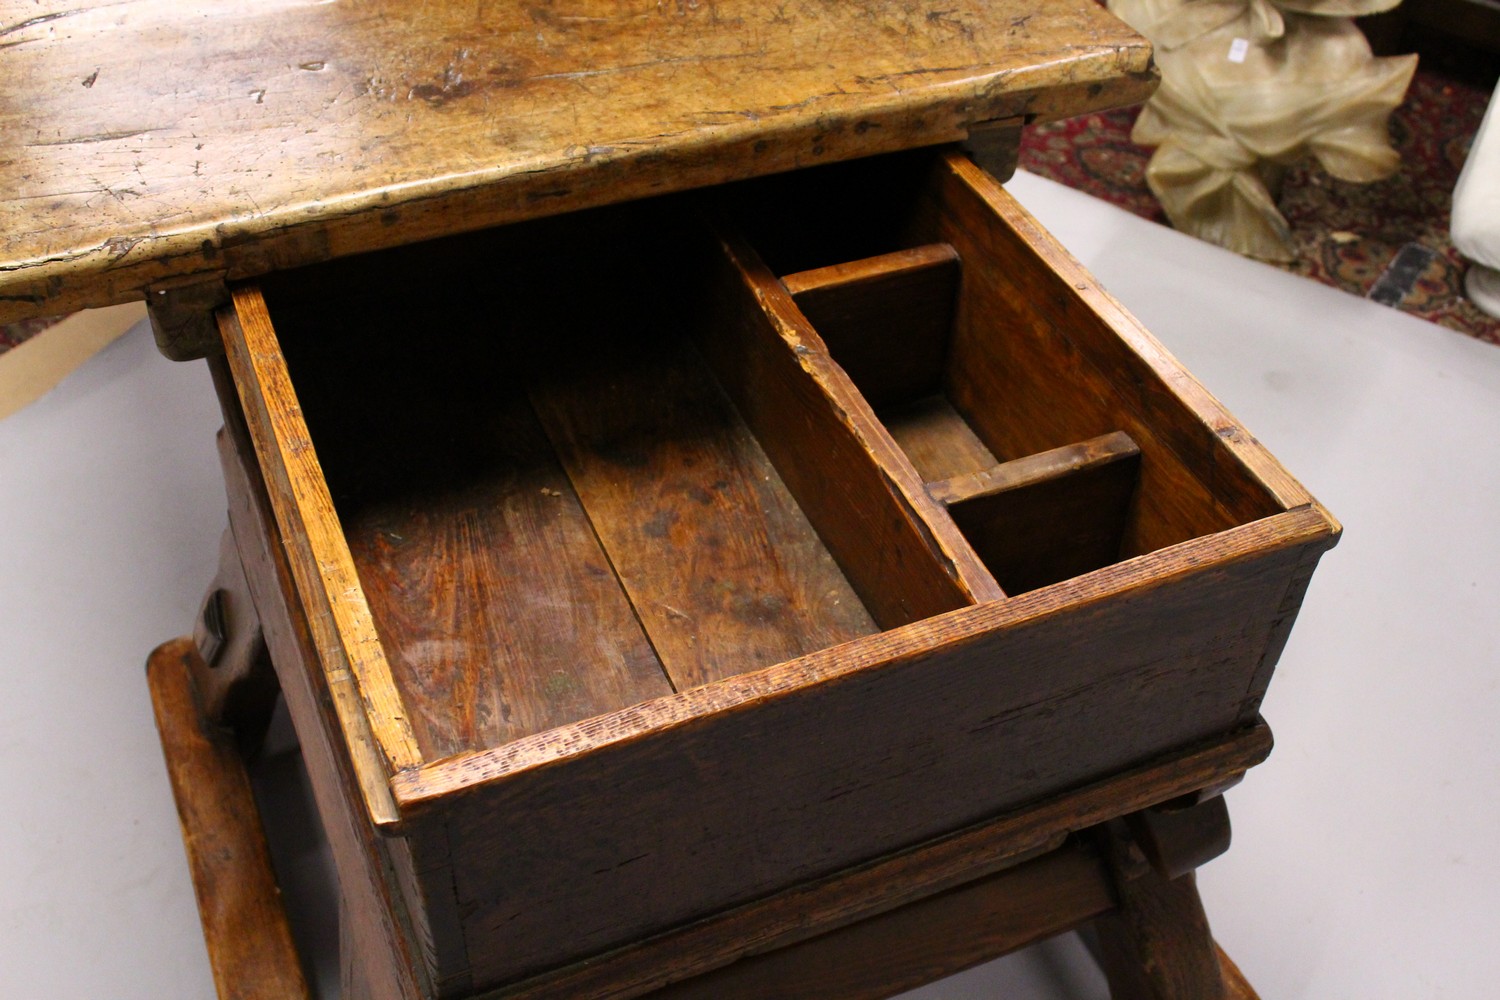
[0,0,1153,321]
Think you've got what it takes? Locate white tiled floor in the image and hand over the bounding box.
[2,172,1496,999]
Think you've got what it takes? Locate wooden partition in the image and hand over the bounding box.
[716,150,1292,576]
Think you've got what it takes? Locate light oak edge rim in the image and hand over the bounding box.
[219,287,418,827]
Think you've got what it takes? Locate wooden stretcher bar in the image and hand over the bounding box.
[148,633,1266,999]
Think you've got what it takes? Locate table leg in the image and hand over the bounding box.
[1090,798,1257,1000]
[147,636,313,1000]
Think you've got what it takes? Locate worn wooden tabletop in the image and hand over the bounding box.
[0,0,1153,322]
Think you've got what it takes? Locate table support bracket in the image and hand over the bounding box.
[148,274,229,361]
[963,116,1027,183]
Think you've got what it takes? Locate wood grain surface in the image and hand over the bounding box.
[262,288,677,760]
[782,243,960,409]
[341,381,676,759]
[147,637,314,1000]
[934,431,1142,594]
[717,148,1336,553]
[882,395,1003,483]
[211,360,427,999]
[0,0,1155,324]
[219,287,420,795]
[198,146,1335,996]
[916,153,1336,550]
[530,334,878,692]
[1094,862,1227,998]
[389,508,1329,990]
[448,724,1271,1000]
[701,222,1005,623]
[646,840,1112,1000]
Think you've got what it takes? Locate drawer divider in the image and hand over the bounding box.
[699,222,1006,625]
[928,431,1142,595]
[780,243,959,412]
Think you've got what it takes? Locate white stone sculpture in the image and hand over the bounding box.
[1451,80,1500,318]
[1109,0,1418,261]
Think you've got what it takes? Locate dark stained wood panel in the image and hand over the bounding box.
[648,840,1111,1000]
[882,394,1003,484]
[699,226,1005,622]
[909,154,1291,556]
[933,431,1142,594]
[390,508,1332,991]
[342,394,675,760]
[457,724,1270,1000]
[529,337,878,692]
[256,288,674,762]
[783,243,960,409]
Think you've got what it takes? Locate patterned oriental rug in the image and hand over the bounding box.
[1,315,65,355]
[1019,67,1500,347]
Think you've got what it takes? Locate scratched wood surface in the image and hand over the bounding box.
[0,0,1155,323]
[529,335,880,692]
[255,282,677,762]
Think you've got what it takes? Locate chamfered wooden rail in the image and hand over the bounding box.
[148,631,1268,1000]
[146,637,313,1000]
[0,0,1156,333]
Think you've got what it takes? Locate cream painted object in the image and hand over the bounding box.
[0,303,146,420]
[1452,81,1500,318]
[1109,0,1416,261]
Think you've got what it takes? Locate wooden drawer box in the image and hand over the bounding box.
[215,148,1337,997]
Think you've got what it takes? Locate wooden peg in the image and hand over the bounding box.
[1126,793,1233,881]
[962,116,1027,183]
[148,274,229,361]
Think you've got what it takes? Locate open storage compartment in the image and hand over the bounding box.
[719,149,1291,594]
[216,148,1338,996]
[234,199,997,764]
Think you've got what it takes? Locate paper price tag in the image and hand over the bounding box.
[1228,37,1250,63]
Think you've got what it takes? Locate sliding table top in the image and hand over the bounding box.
[0,0,1153,322]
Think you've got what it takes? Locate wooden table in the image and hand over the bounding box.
[3,4,1338,999]
[0,0,1153,337]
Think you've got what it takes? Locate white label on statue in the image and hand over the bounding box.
[1228,38,1250,63]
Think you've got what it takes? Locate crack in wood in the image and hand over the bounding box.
[25,128,162,147]
[0,8,88,37]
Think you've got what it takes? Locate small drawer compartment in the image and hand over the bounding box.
[720,150,1292,594]
[775,244,1144,594]
[217,149,1337,996]
[780,246,1143,594]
